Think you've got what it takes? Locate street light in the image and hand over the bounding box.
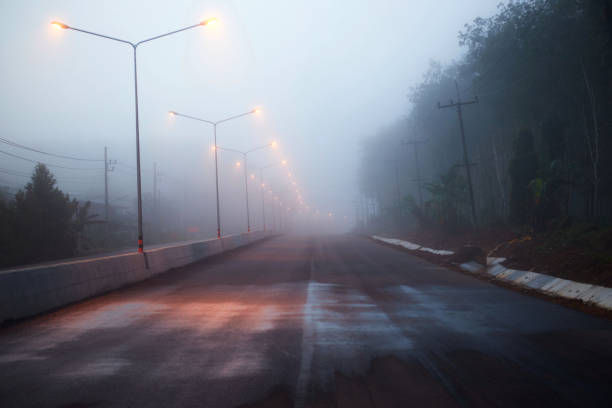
[52,18,216,253]
[216,142,277,233]
[168,109,260,238]
[258,160,287,231]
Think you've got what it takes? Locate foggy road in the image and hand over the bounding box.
[1,235,611,407]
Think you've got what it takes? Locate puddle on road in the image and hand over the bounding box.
[303,282,413,351]
[66,302,170,331]
[61,357,130,378]
[392,285,496,335]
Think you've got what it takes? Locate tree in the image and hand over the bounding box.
[423,167,469,232]
[358,0,612,231]
[0,164,96,267]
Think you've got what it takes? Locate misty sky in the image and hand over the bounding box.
[0,0,500,234]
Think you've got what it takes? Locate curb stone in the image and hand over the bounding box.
[372,235,612,311]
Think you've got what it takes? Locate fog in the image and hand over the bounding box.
[0,0,499,242]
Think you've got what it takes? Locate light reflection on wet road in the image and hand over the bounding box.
[0,235,611,407]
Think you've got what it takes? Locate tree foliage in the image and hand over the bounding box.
[0,164,96,267]
[358,0,612,231]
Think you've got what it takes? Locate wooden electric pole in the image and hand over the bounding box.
[438,80,479,225]
[104,147,116,247]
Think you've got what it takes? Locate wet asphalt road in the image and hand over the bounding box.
[1,234,611,407]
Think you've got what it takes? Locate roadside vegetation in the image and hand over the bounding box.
[359,0,612,283]
[0,164,98,268]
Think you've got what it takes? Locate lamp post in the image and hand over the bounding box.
[258,160,287,231]
[216,142,277,233]
[168,109,260,238]
[52,18,217,253]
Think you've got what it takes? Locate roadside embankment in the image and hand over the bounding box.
[0,231,273,324]
[372,235,612,312]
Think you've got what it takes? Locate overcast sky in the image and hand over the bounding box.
[0,0,500,234]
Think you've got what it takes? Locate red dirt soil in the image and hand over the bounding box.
[382,228,612,288]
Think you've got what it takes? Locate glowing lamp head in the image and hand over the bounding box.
[250,174,255,179]
[168,111,176,116]
[252,108,261,114]
[271,141,278,149]
[211,145,217,151]
[281,160,287,166]
[51,21,69,30]
[235,161,241,167]
[200,18,218,26]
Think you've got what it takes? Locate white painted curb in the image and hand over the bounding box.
[372,235,612,311]
[372,235,454,256]
[484,257,612,310]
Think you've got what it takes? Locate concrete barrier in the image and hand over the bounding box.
[0,231,272,324]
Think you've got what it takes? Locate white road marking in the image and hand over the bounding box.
[294,259,316,408]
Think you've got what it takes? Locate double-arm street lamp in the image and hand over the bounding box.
[168,109,259,238]
[216,142,277,233]
[51,18,217,253]
[257,160,287,231]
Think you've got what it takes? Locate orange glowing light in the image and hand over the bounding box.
[271,141,278,148]
[168,111,176,116]
[200,18,218,26]
[281,160,287,165]
[235,161,241,167]
[51,21,69,29]
[252,108,262,114]
[211,145,217,151]
[250,174,255,179]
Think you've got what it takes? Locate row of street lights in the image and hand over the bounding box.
[214,142,278,233]
[52,18,302,251]
[51,17,217,252]
[167,109,261,238]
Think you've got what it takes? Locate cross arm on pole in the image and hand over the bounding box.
[215,110,257,125]
[136,23,202,46]
[169,111,215,125]
[245,142,275,155]
[437,96,479,109]
[216,146,246,156]
[63,26,134,46]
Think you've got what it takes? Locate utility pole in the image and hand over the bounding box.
[153,162,163,237]
[153,162,157,223]
[438,80,478,225]
[401,139,427,208]
[103,147,116,248]
[260,169,266,231]
[393,161,401,204]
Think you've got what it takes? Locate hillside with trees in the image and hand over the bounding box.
[358,0,612,283]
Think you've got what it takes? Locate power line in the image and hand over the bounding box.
[0,168,30,178]
[0,149,104,171]
[0,137,103,162]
